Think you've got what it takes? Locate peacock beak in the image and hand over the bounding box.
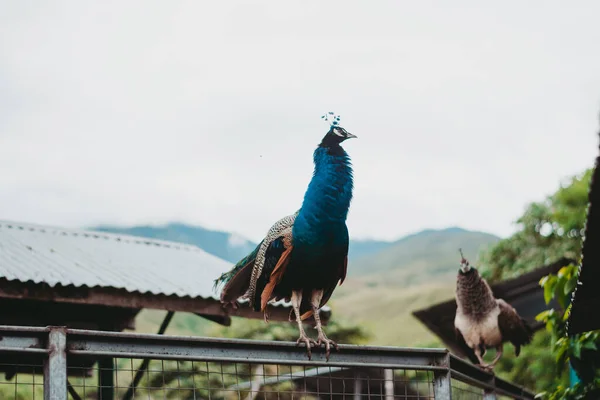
[345,133,357,139]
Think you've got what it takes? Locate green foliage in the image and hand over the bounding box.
[479,169,592,283]
[535,264,600,399]
[494,330,565,394]
[476,167,597,397]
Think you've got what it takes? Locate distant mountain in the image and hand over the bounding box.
[347,227,500,287]
[89,223,257,264]
[348,239,393,260]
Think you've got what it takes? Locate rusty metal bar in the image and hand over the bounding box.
[0,325,47,354]
[66,328,449,369]
[44,327,67,400]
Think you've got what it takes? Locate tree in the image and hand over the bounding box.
[479,169,591,283]
[536,263,600,399]
[475,168,594,394]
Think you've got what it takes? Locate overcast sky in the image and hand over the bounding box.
[1,1,599,242]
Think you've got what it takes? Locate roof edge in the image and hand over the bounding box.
[0,219,203,253]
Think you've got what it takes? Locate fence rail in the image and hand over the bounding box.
[0,325,535,399]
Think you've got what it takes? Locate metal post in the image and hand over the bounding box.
[433,370,452,400]
[44,327,67,400]
[433,353,452,400]
[98,357,115,400]
[384,369,394,400]
[353,370,362,400]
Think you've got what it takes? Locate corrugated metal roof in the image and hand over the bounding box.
[0,219,235,300]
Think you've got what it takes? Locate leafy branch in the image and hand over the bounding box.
[535,264,600,399]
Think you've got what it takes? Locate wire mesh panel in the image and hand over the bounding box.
[451,379,485,399]
[0,326,536,400]
[0,360,45,400]
[66,359,443,399]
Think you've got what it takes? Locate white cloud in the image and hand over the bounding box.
[0,0,599,242]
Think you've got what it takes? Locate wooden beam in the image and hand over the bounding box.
[0,297,140,331]
[0,279,325,324]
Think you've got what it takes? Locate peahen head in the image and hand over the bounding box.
[458,248,474,274]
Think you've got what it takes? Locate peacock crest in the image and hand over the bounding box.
[320,111,342,127]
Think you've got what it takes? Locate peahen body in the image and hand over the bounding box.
[214,121,356,360]
[454,250,533,372]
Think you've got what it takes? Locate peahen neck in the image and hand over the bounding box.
[292,143,354,245]
[456,271,496,320]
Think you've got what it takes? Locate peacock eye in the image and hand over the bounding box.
[333,128,345,137]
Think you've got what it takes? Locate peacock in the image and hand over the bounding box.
[214,112,356,360]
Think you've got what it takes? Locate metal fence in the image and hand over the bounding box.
[0,325,535,400]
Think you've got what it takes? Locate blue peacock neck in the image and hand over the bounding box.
[292,143,354,246]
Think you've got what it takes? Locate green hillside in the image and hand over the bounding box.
[348,238,392,259]
[348,227,500,287]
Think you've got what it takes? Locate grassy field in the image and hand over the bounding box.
[330,280,455,346]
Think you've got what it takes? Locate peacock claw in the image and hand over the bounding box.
[222,301,239,311]
[296,335,317,360]
[476,363,494,373]
[316,335,338,361]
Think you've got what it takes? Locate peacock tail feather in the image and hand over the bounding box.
[213,240,263,292]
[247,210,299,308]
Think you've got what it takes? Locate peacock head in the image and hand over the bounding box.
[319,112,357,147]
[458,248,474,274]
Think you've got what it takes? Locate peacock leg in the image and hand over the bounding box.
[291,290,316,359]
[486,345,503,371]
[474,346,490,370]
[311,289,339,361]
